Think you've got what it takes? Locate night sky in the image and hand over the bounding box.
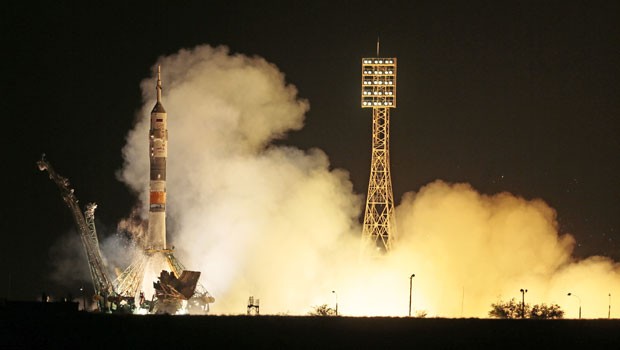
[3,1,619,300]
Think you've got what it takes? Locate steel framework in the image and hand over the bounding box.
[360,57,398,254]
[38,155,115,300]
[163,250,215,312]
[140,248,215,312]
[113,252,148,298]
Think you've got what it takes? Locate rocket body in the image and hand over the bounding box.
[147,66,167,250]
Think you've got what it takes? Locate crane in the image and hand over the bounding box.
[37,154,115,308]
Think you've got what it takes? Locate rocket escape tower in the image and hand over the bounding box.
[360,44,397,255]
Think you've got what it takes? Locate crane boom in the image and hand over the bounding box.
[37,154,115,299]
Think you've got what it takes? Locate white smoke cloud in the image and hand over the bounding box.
[118,44,620,317]
[390,181,619,317]
[119,45,363,314]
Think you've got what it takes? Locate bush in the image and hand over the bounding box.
[308,304,337,316]
[530,303,564,319]
[489,298,563,319]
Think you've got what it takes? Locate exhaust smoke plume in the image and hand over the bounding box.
[118,44,620,317]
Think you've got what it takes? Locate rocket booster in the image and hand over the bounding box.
[147,65,167,250]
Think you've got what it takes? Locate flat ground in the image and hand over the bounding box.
[2,301,619,349]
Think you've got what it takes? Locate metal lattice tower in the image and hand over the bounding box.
[360,55,397,255]
[38,156,115,299]
[247,296,260,315]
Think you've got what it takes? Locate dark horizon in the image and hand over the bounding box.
[3,303,620,349]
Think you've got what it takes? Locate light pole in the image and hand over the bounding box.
[520,289,528,318]
[80,286,86,311]
[332,290,338,316]
[609,293,611,319]
[409,274,415,317]
[567,292,581,319]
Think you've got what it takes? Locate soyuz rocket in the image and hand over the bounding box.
[147,66,167,251]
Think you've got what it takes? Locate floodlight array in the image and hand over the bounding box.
[361,57,397,108]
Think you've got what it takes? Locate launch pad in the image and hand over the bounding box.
[37,66,214,315]
[38,154,213,314]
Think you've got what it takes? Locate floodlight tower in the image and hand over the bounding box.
[360,52,397,255]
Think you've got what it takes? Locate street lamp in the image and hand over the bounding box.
[332,290,338,316]
[520,289,528,318]
[80,286,86,311]
[567,292,581,319]
[409,274,415,317]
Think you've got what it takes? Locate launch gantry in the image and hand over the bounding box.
[37,155,116,307]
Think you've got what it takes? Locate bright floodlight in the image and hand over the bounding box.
[361,57,397,108]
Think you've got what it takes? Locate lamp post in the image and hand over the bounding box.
[80,286,86,311]
[409,274,415,317]
[567,292,581,319]
[520,289,528,318]
[332,290,338,316]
